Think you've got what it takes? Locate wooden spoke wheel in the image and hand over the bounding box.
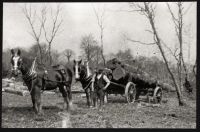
[153,86,162,104]
[125,82,136,103]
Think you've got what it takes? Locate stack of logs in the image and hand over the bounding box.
[106,58,175,91]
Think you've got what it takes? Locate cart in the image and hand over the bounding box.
[105,70,162,104]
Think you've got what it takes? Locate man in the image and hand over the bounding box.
[91,67,110,109]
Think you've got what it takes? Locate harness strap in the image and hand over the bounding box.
[83,80,92,90]
[42,77,69,83]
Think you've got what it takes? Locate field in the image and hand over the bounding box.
[2,81,196,128]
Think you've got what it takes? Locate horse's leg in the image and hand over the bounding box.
[85,88,90,107]
[93,90,97,108]
[31,85,42,115]
[99,90,104,110]
[88,88,92,107]
[31,93,37,113]
[90,88,94,107]
[67,85,73,109]
[30,82,38,113]
[28,84,35,111]
[35,86,42,115]
[59,86,70,111]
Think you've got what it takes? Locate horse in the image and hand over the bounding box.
[73,59,93,107]
[10,49,73,115]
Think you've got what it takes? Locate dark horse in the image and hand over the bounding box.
[73,59,93,107]
[10,49,73,115]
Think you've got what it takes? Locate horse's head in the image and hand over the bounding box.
[73,59,92,81]
[73,59,82,80]
[10,49,23,77]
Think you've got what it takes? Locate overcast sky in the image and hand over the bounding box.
[3,2,196,64]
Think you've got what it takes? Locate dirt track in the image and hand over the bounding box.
[2,85,196,128]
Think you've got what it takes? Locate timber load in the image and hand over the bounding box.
[106,58,175,91]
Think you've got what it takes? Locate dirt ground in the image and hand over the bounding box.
[2,85,196,128]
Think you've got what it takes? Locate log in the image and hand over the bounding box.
[2,78,14,83]
[106,58,176,90]
[3,87,85,96]
[112,66,126,81]
[106,58,158,88]
[4,88,29,96]
[158,82,176,92]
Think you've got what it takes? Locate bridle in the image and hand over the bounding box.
[11,56,22,75]
[79,65,92,81]
[75,64,93,90]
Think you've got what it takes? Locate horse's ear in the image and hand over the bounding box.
[17,49,21,56]
[11,49,14,55]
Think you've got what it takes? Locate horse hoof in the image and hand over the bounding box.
[35,117,45,122]
[34,114,45,122]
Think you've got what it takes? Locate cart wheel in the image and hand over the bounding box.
[125,82,136,103]
[153,86,162,104]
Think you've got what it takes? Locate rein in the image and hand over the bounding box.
[79,72,93,90]
[82,75,93,90]
[41,77,69,83]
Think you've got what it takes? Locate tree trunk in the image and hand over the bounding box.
[144,3,184,106]
[48,44,52,65]
[96,50,99,65]
[193,60,196,76]
[37,42,43,64]
[100,29,106,66]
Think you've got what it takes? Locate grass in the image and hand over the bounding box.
[2,85,196,128]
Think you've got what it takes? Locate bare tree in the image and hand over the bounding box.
[91,45,102,65]
[167,2,195,93]
[167,2,184,93]
[92,4,107,66]
[51,50,60,64]
[40,5,63,65]
[80,34,99,62]
[129,2,185,105]
[63,49,75,62]
[29,43,49,65]
[22,4,43,64]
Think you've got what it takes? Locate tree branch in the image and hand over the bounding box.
[92,5,101,29]
[127,38,156,45]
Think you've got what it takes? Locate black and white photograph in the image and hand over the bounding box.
[2,2,197,128]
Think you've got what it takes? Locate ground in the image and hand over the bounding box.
[2,83,196,128]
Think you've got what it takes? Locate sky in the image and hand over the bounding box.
[3,2,197,64]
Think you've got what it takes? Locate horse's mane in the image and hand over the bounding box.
[21,56,34,69]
